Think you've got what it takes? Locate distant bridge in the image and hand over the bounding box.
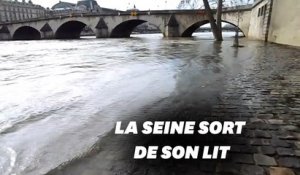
[0,8,251,40]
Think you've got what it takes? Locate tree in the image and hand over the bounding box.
[203,0,223,41]
[177,0,201,9]
[229,0,252,47]
[216,0,223,41]
[178,0,253,42]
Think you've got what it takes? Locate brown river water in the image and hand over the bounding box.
[0,32,299,175]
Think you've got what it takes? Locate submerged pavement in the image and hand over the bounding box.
[1,34,300,175]
[47,42,300,175]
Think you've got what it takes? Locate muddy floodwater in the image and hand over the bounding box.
[0,33,300,175]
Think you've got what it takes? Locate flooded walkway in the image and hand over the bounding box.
[48,40,300,175]
[0,33,300,175]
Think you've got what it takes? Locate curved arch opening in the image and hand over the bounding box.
[111,20,146,38]
[110,20,162,38]
[81,26,96,37]
[182,20,245,38]
[55,21,88,39]
[13,26,41,40]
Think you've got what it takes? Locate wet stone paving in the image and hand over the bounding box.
[213,44,300,175]
[49,44,300,175]
[47,41,300,175]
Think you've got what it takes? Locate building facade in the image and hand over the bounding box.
[51,0,102,14]
[50,0,120,17]
[248,0,300,47]
[0,0,45,23]
[267,0,300,47]
[51,1,76,11]
[77,0,100,11]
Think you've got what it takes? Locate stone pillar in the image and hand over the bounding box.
[164,14,180,37]
[40,23,54,39]
[0,25,12,40]
[95,18,109,38]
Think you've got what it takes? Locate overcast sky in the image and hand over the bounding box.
[31,0,182,10]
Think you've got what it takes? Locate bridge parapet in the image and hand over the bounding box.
[0,8,252,40]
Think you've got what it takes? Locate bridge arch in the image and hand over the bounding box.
[13,26,41,40]
[55,20,89,39]
[181,20,245,37]
[110,19,162,38]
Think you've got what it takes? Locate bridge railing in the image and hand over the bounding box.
[0,5,252,25]
[0,10,205,25]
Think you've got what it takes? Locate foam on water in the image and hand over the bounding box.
[0,146,17,175]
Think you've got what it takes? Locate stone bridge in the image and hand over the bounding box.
[0,8,251,40]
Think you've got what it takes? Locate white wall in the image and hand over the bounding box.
[268,0,300,46]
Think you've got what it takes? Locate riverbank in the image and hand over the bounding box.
[0,33,299,175]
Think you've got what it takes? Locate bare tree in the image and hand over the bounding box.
[230,0,251,47]
[216,0,223,41]
[203,0,222,41]
[177,0,201,9]
[178,0,253,42]
[178,0,222,41]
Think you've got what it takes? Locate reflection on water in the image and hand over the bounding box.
[0,32,267,175]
